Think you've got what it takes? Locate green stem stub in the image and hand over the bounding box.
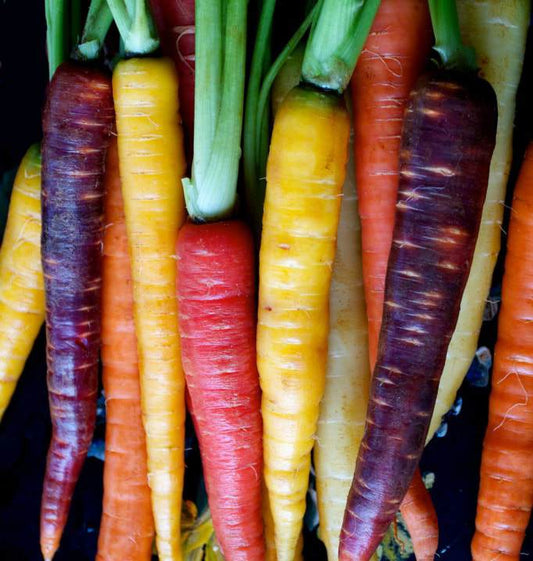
[428,0,477,71]
[302,0,380,92]
[45,0,68,79]
[75,0,114,60]
[183,0,247,222]
[105,0,159,56]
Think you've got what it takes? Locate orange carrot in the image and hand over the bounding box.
[471,144,533,561]
[351,1,438,557]
[96,138,154,561]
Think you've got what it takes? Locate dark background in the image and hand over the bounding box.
[0,1,532,560]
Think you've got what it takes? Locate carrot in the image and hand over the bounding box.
[471,144,533,561]
[177,221,264,561]
[339,1,497,557]
[400,468,439,560]
[0,144,44,421]
[106,1,187,558]
[177,2,265,558]
[428,0,531,442]
[314,130,374,561]
[96,138,154,561]
[39,61,114,561]
[149,0,195,164]
[350,2,439,556]
[257,3,380,558]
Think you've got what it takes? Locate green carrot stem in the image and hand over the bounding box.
[183,0,248,222]
[105,0,159,55]
[302,0,381,92]
[45,0,68,79]
[243,0,277,232]
[428,0,477,71]
[75,0,114,60]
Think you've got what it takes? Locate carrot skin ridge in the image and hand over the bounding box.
[340,69,497,561]
[40,61,114,561]
[149,0,195,165]
[177,220,265,561]
[0,145,44,421]
[96,138,154,561]
[471,144,533,561]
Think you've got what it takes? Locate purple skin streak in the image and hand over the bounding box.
[340,69,497,561]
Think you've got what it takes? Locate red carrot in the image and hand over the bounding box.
[177,221,264,561]
[40,61,114,561]
[339,20,497,558]
[149,0,195,163]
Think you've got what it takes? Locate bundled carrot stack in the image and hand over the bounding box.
[2,0,533,560]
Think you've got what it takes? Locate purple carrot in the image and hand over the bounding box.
[149,0,195,165]
[339,69,497,560]
[40,61,114,561]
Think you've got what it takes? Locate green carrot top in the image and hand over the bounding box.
[428,0,477,71]
[45,0,115,79]
[302,0,381,92]
[182,0,248,223]
[105,0,159,56]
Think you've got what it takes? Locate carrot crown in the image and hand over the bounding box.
[302,0,381,92]
[182,0,247,222]
[106,0,159,56]
[75,0,114,61]
[428,0,477,71]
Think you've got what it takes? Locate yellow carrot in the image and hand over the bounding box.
[0,144,44,420]
[257,86,350,561]
[428,0,530,442]
[314,131,372,561]
[113,57,186,561]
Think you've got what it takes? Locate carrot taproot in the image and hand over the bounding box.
[149,0,195,164]
[339,55,497,561]
[40,61,114,561]
[400,468,439,560]
[177,2,265,558]
[177,221,264,561]
[428,0,531,443]
[258,86,350,561]
[112,56,186,561]
[0,144,44,421]
[350,2,440,556]
[96,138,154,561]
[106,1,187,557]
[314,129,373,561]
[471,143,533,561]
[258,2,380,558]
